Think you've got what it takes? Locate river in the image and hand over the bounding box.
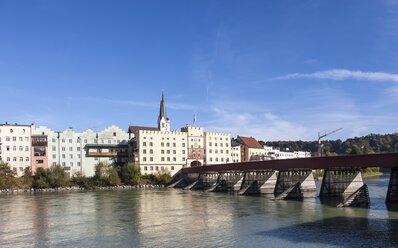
[1,175,398,248]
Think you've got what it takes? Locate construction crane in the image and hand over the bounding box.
[317,128,343,157]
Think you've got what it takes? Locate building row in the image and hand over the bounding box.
[0,93,310,177]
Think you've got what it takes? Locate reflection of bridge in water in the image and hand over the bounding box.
[169,153,398,207]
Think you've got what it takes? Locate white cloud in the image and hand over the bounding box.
[275,69,398,83]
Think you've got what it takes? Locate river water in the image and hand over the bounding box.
[1,175,398,248]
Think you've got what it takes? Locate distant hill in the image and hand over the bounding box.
[264,133,398,156]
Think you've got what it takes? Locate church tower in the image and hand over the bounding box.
[158,92,170,131]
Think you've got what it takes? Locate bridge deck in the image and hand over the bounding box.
[181,153,398,174]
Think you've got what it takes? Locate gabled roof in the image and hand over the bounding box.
[128,126,159,133]
[237,136,264,149]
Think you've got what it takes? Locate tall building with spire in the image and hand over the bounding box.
[158,92,170,131]
[127,92,233,176]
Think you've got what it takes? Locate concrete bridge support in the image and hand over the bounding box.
[387,167,398,203]
[211,172,245,192]
[238,170,276,196]
[184,172,219,190]
[274,169,317,200]
[320,168,369,207]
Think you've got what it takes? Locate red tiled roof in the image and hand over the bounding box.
[238,136,263,149]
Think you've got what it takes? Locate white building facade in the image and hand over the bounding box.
[129,93,233,176]
[0,123,33,176]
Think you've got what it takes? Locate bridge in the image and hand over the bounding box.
[168,152,398,207]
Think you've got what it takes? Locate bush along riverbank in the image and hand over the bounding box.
[0,162,172,193]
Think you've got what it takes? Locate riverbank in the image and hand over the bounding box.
[0,184,165,194]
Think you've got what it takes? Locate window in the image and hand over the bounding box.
[113,132,116,137]
[25,137,29,142]
[182,150,185,154]
[144,166,147,171]
[26,157,29,161]
[143,142,147,146]
[209,149,212,153]
[19,137,23,141]
[19,167,23,172]
[216,158,218,162]
[210,158,213,162]
[150,157,153,162]
[150,149,153,154]
[62,139,65,143]
[182,157,186,161]
[167,150,170,154]
[69,147,73,151]
[166,142,170,147]
[209,142,212,146]
[171,166,174,170]
[173,150,176,154]
[161,150,164,154]
[173,157,176,162]
[13,137,16,141]
[62,154,66,159]
[52,138,56,143]
[62,147,66,151]
[167,157,170,161]
[52,146,56,151]
[19,146,23,151]
[13,146,16,151]
[25,146,29,151]
[70,162,73,167]
[173,143,176,147]
[52,154,56,159]
[6,136,10,141]
[149,142,153,146]
[143,157,147,162]
[77,147,80,151]
[155,166,159,171]
[19,157,23,162]
[36,160,44,164]
[221,158,224,162]
[161,157,165,162]
[77,162,81,167]
[84,139,87,143]
[108,140,111,144]
[13,157,17,161]
[182,143,185,147]
[69,154,73,159]
[53,162,57,166]
[6,157,10,161]
[78,154,81,158]
[143,149,147,154]
[6,146,10,151]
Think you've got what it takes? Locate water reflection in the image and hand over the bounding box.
[1,175,398,248]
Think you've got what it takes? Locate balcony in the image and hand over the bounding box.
[32,141,48,147]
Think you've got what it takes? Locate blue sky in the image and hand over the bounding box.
[1,0,398,141]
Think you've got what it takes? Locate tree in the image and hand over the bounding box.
[108,167,121,186]
[94,162,121,186]
[155,170,172,185]
[121,163,142,185]
[33,167,49,189]
[47,164,69,188]
[0,162,18,190]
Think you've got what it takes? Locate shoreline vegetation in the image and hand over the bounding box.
[0,162,172,193]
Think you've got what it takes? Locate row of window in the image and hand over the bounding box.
[208,142,229,147]
[142,142,186,147]
[0,137,29,142]
[208,149,229,154]
[6,157,29,162]
[143,149,186,155]
[143,165,175,171]
[4,145,29,152]
[53,138,123,144]
[141,157,186,162]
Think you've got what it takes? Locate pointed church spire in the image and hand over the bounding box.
[158,91,170,131]
[159,90,167,121]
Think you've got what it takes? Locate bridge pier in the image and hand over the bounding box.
[320,168,369,207]
[274,169,317,200]
[184,172,219,190]
[238,170,276,196]
[387,167,398,203]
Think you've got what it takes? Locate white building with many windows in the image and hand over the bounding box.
[128,93,233,176]
[32,125,129,177]
[0,123,33,176]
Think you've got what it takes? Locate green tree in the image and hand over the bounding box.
[121,163,142,185]
[108,167,121,186]
[47,164,69,188]
[155,170,172,185]
[0,162,18,189]
[33,167,49,189]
